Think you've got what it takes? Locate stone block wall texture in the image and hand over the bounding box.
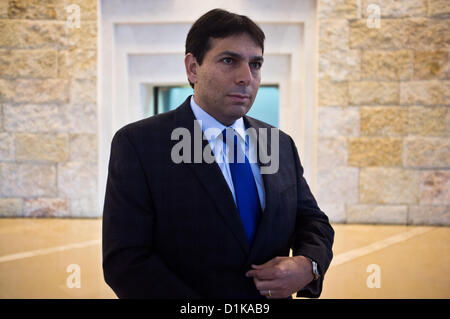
[0,0,448,225]
[0,0,98,218]
[317,0,449,225]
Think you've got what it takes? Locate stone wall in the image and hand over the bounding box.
[0,0,98,217]
[317,0,449,225]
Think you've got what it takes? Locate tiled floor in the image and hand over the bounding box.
[0,219,448,299]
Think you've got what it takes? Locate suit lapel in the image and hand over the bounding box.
[174,99,250,255]
[243,116,282,262]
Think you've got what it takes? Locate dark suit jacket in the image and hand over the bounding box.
[102,96,334,299]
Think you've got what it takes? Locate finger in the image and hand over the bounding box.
[246,267,278,280]
[259,289,281,299]
[253,277,280,291]
[251,257,280,269]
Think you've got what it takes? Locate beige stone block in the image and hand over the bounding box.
[0,20,68,49]
[360,167,420,204]
[319,49,360,81]
[60,103,97,133]
[21,20,68,49]
[0,132,15,161]
[319,19,349,53]
[16,79,70,103]
[0,20,22,47]
[408,205,450,226]
[347,205,408,224]
[0,79,14,102]
[318,0,358,19]
[414,51,449,80]
[70,77,96,104]
[349,19,407,50]
[318,79,348,106]
[351,18,449,50]
[0,198,23,217]
[317,167,359,204]
[0,49,57,78]
[75,0,98,20]
[70,195,99,217]
[404,19,450,50]
[55,0,98,21]
[361,50,413,81]
[8,0,58,20]
[23,198,69,217]
[349,81,399,105]
[67,21,97,49]
[428,0,450,18]
[58,49,96,79]
[0,163,57,197]
[361,0,427,18]
[408,106,447,136]
[400,81,445,105]
[319,203,346,223]
[349,137,402,167]
[447,107,450,136]
[0,0,8,18]
[58,162,97,198]
[0,79,69,103]
[318,106,359,137]
[403,137,450,167]
[56,50,68,78]
[16,133,69,162]
[69,133,97,162]
[317,137,347,169]
[445,81,450,105]
[420,170,450,205]
[360,106,407,136]
[3,104,62,132]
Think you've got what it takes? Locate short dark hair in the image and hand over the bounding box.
[185,9,265,88]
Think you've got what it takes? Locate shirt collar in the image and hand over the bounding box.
[190,95,247,142]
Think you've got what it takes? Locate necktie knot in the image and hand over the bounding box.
[221,128,236,146]
[221,128,245,164]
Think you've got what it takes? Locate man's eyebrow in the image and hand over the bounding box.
[216,51,264,62]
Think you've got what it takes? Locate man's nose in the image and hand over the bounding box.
[234,63,252,86]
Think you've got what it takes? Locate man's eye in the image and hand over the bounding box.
[222,57,233,64]
[250,62,262,70]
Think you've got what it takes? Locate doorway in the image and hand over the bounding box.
[99,0,318,210]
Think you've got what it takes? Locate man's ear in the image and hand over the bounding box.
[184,53,199,85]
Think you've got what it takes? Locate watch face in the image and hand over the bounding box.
[312,261,320,279]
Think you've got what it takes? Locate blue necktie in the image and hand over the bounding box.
[222,128,262,245]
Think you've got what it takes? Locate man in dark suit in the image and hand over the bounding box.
[102,8,334,299]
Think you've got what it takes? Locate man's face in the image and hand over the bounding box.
[186,33,263,126]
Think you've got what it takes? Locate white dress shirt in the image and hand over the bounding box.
[190,96,266,211]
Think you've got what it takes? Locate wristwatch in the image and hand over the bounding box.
[306,257,320,281]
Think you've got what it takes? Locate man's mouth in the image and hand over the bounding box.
[227,93,250,102]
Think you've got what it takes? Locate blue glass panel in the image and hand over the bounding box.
[246,86,279,127]
[158,87,193,113]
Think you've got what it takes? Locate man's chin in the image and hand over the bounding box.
[230,107,250,119]
[215,103,252,125]
[230,102,252,113]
